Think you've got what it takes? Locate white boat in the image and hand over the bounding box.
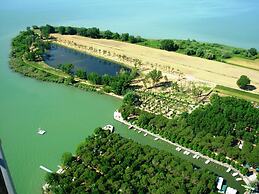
[186,151,190,155]
[102,125,114,133]
[128,125,133,129]
[37,128,46,135]
[196,156,200,159]
[226,168,231,173]
[232,172,238,177]
[138,130,141,133]
[205,159,210,164]
[193,154,197,159]
[144,133,148,136]
[236,178,242,181]
[154,137,159,141]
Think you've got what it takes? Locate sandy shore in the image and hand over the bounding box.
[51,34,259,93]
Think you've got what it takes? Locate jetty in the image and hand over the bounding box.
[40,165,52,173]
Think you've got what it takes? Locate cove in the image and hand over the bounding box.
[44,44,129,76]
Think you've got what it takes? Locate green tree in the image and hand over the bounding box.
[66,26,77,35]
[121,33,129,41]
[61,152,73,166]
[160,40,179,51]
[103,30,113,39]
[87,27,100,38]
[58,64,74,74]
[58,26,66,35]
[248,48,257,56]
[146,69,163,86]
[236,75,251,89]
[88,72,102,84]
[76,69,87,79]
[123,92,140,106]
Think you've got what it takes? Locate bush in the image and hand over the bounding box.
[160,40,179,51]
[236,75,251,89]
[248,48,257,56]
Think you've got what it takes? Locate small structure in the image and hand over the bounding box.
[205,159,210,164]
[238,140,244,150]
[232,172,238,177]
[102,125,114,133]
[226,187,237,194]
[37,128,46,135]
[114,111,123,121]
[226,168,231,173]
[39,165,52,173]
[217,177,224,190]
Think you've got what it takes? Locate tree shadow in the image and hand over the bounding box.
[243,85,257,91]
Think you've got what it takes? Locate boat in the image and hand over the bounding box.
[138,130,141,133]
[205,159,210,164]
[232,172,238,177]
[144,133,148,136]
[102,125,114,133]
[236,178,242,181]
[226,168,231,173]
[128,125,133,129]
[37,128,46,135]
[196,155,200,159]
[193,154,197,159]
[186,151,190,155]
[154,137,159,141]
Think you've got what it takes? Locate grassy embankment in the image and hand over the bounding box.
[214,85,259,103]
[10,57,99,92]
[138,39,259,71]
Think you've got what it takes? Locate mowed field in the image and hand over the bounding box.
[52,34,259,94]
[225,57,259,71]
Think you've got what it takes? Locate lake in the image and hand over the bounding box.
[44,44,129,76]
[1,0,257,193]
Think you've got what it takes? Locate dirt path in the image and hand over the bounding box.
[51,34,259,94]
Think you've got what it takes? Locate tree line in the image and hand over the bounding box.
[45,128,217,194]
[35,24,145,44]
[120,93,259,174]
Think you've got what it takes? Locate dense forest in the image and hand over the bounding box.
[36,24,258,62]
[45,128,217,194]
[120,94,259,174]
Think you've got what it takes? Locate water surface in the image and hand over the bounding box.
[44,44,129,76]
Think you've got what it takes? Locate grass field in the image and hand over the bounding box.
[214,85,259,103]
[225,57,259,71]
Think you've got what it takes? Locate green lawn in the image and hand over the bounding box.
[214,85,259,103]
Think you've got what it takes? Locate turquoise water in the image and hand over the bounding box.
[0,0,257,193]
[1,0,259,49]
